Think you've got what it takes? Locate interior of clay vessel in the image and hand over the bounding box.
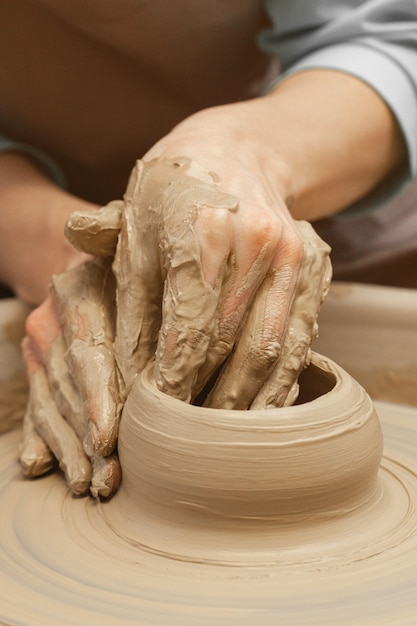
[294,359,337,403]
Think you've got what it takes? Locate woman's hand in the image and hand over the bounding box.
[0,152,96,305]
[0,153,122,495]
[108,150,331,409]
[20,258,122,497]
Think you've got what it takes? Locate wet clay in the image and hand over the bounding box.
[103,354,384,565]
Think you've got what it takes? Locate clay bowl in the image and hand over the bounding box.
[104,352,383,564]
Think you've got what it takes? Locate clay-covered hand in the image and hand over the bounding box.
[67,115,332,409]
[20,258,122,497]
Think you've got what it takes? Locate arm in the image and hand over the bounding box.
[0,152,96,304]
[149,68,406,223]
[259,0,417,213]
[263,68,407,219]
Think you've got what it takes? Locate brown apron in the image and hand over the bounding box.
[0,0,274,203]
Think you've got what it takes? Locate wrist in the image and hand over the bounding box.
[146,101,294,211]
[0,152,97,304]
[162,68,405,223]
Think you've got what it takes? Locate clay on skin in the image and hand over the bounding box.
[114,158,331,409]
[112,157,240,403]
[66,156,331,409]
[20,259,122,498]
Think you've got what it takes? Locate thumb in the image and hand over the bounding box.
[64,200,123,256]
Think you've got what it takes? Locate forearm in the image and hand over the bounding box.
[0,152,96,304]
[262,69,407,220]
[149,69,406,225]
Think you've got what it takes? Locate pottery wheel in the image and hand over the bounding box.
[0,399,416,626]
[1,284,417,626]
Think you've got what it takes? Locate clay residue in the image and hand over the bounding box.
[50,259,121,458]
[18,260,122,498]
[65,200,123,257]
[112,157,331,409]
[112,157,239,404]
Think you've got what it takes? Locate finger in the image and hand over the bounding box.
[46,333,87,440]
[20,404,55,478]
[20,336,56,476]
[113,160,163,396]
[204,219,331,410]
[113,157,237,401]
[251,221,332,409]
[64,200,123,256]
[149,159,238,402]
[191,210,281,399]
[154,255,220,402]
[24,300,94,491]
[46,332,122,499]
[29,366,92,495]
[204,225,303,409]
[50,258,121,457]
[90,453,122,499]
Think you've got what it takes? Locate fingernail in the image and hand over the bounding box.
[84,421,118,457]
[20,451,55,477]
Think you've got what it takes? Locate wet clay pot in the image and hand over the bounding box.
[105,352,383,564]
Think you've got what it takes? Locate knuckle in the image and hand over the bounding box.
[279,226,304,264]
[197,206,230,235]
[250,213,281,248]
[246,340,281,375]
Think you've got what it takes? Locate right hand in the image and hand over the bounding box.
[68,150,332,410]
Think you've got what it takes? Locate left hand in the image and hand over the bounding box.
[20,258,122,497]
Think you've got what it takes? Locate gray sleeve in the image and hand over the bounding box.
[0,136,66,187]
[259,0,417,180]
